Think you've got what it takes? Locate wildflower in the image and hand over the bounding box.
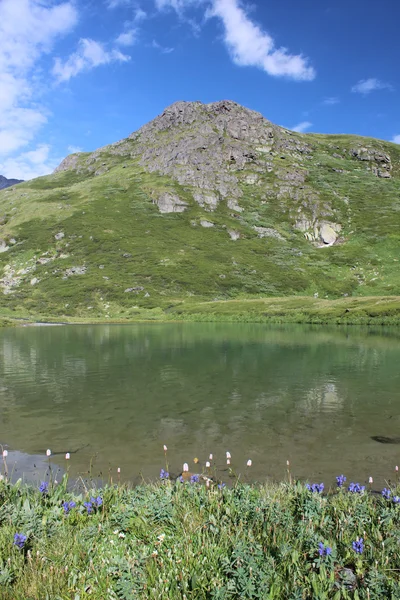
[90,496,103,508]
[318,542,332,557]
[336,474,346,487]
[246,459,252,467]
[157,534,165,543]
[183,463,189,472]
[218,483,226,489]
[286,460,290,467]
[65,453,70,460]
[306,483,324,494]
[13,533,27,550]
[2,450,8,458]
[209,454,213,461]
[393,496,400,504]
[179,475,184,483]
[39,481,49,495]
[117,467,121,474]
[352,538,364,554]
[206,461,211,468]
[348,483,365,493]
[84,501,93,514]
[193,458,199,464]
[382,488,391,500]
[369,477,373,484]
[163,445,167,452]
[227,458,231,465]
[396,466,399,472]
[118,532,126,538]
[190,474,200,484]
[62,501,76,514]
[160,468,169,480]
[226,452,231,459]
[46,449,51,457]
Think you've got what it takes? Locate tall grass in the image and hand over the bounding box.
[1,465,400,598]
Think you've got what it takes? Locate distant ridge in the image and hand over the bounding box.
[0,175,24,190]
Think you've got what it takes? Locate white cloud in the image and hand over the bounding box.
[134,7,148,21]
[0,144,61,180]
[351,78,392,95]
[116,29,137,46]
[156,0,315,80]
[107,0,132,8]
[152,40,174,53]
[67,145,84,154]
[53,39,130,82]
[0,0,78,162]
[323,97,340,105]
[391,135,400,145]
[291,121,312,133]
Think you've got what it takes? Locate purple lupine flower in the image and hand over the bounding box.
[160,469,169,480]
[63,500,76,514]
[90,496,103,508]
[306,483,324,494]
[13,533,27,549]
[84,501,93,514]
[382,488,391,500]
[39,481,49,495]
[218,483,226,489]
[393,496,400,504]
[352,538,364,554]
[348,483,365,494]
[318,542,332,557]
[179,475,184,483]
[336,475,346,487]
[190,474,200,484]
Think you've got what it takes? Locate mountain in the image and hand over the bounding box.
[0,175,23,190]
[1,99,400,321]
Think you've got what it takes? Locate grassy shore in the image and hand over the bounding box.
[1,471,400,599]
[1,295,400,327]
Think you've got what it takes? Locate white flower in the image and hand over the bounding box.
[117,467,121,474]
[65,453,70,460]
[46,449,51,457]
[157,534,165,543]
[163,445,168,452]
[118,532,126,539]
[183,463,189,472]
[226,451,231,459]
[247,459,252,467]
[369,476,373,484]
[113,530,119,535]
[396,466,399,472]
[206,461,211,468]
[286,460,290,467]
[209,453,213,460]
[227,458,231,465]
[2,450,8,458]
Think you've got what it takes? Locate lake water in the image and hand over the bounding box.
[1,323,400,489]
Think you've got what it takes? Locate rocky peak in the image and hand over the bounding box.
[0,175,23,190]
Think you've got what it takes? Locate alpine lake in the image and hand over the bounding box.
[1,322,400,489]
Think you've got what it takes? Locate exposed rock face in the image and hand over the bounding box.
[350,147,392,178]
[0,175,23,190]
[153,192,187,213]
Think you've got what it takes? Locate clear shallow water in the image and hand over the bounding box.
[1,323,400,488]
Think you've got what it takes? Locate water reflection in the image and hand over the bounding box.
[0,323,399,487]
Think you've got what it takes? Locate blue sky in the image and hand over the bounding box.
[1,0,399,179]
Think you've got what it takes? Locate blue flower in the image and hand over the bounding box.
[13,533,27,549]
[306,483,324,494]
[90,496,103,508]
[352,538,364,554]
[179,476,184,483]
[382,488,391,500]
[63,500,76,514]
[160,469,169,480]
[84,501,93,514]
[190,474,200,484]
[318,542,332,557]
[393,496,400,504]
[348,483,365,494]
[336,475,346,487]
[39,481,49,495]
[218,483,226,490]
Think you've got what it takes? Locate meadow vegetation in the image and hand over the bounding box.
[1,465,400,599]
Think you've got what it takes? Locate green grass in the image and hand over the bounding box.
[1,473,400,599]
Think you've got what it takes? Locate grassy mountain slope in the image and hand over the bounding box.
[1,100,400,322]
